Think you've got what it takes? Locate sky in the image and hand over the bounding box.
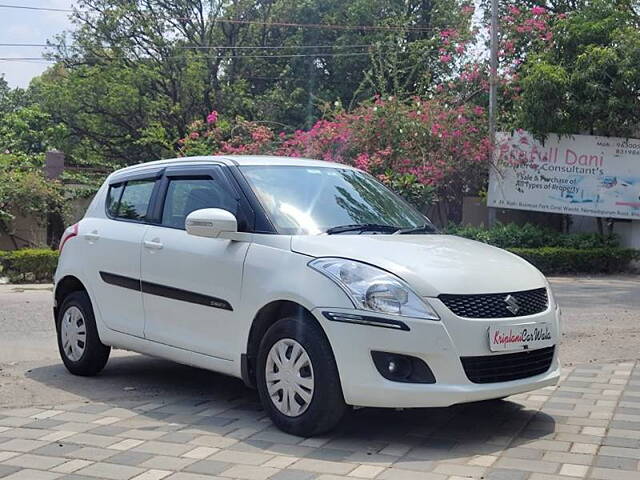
[0,1,76,88]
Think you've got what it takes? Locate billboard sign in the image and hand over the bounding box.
[488,131,640,220]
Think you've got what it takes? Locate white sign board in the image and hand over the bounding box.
[488,131,640,220]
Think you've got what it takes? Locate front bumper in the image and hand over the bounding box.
[313,299,561,408]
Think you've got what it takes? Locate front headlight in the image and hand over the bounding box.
[308,258,439,320]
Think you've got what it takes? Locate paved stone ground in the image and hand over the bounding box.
[1,361,639,480]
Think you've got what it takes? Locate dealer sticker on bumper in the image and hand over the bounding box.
[489,322,553,352]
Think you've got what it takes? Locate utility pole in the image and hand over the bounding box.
[487,0,499,226]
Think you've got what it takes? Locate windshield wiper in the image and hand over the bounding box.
[325,223,399,235]
[393,223,437,235]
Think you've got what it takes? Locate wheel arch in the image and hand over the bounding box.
[242,299,331,389]
[54,275,88,320]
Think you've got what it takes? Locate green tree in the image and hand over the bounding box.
[34,0,473,167]
[0,154,67,248]
[515,0,640,137]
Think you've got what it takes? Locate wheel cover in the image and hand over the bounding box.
[265,338,315,417]
[60,306,87,362]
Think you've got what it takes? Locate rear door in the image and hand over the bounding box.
[140,165,251,359]
[86,172,161,338]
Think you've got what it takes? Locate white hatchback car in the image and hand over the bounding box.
[55,156,560,436]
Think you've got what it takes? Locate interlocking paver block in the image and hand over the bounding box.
[1,469,63,479]
[39,431,76,442]
[432,463,486,477]
[51,459,94,474]
[164,473,225,480]
[346,465,385,478]
[262,456,299,469]
[589,467,640,480]
[210,449,274,465]
[109,439,146,451]
[0,465,21,478]
[291,459,358,475]
[595,455,638,470]
[0,437,51,452]
[130,469,172,480]
[139,455,197,471]
[75,461,145,480]
[183,459,230,475]
[269,469,317,480]
[219,465,280,480]
[542,451,592,465]
[377,468,446,480]
[133,441,193,457]
[570,443,598,454]
[0,451,20,462]
[3,453,67,470]
[494,457,559,474]
[181,447,219,460]
[67,446,118,461]
[558,463,588,477]
[484,469,529,480]
[598,445,640,459]
[105,451,155,466]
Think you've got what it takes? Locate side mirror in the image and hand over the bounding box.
[185,208,237,238]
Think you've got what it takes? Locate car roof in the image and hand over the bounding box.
[109,155,356,180]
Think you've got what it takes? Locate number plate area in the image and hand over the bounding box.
[488,322,553,352]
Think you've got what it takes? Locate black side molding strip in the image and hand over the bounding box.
[141,279,233,311]
[100,271,141,291]
[99,271,233,311]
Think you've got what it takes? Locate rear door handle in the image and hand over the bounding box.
[144,240,163,250]
[84,231,100,242]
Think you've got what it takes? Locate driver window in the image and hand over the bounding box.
[162,177,235,229]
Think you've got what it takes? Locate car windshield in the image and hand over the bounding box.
[239,165,434,235]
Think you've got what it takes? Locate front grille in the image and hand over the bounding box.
[439,288,548,318]
[461,346,555,384]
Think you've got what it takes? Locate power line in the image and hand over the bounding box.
[0,42,382,50]
[0,51,385,62]
[0,43,50,47]
[211,19,436,32]
[0,4,436,32]
[0,3,72,12]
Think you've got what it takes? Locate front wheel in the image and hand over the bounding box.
[256,316,347,436]
[56,291,110,376]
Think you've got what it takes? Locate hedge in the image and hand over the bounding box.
[446,223,638,274]
[508,247,639,275]
[447,222,619,249]
[0,248,59,283]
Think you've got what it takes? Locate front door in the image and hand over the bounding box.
[140,167,250,360]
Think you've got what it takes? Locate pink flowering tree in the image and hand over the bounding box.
[177,112,278,157]
[279,96,490,216]
[495,3,556,126]
[179,96,490,219]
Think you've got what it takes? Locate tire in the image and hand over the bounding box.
[56,291,110,376]
[256,316,348,436]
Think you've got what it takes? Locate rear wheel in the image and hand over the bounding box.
[56,291,110,376]
[256,316,347,436]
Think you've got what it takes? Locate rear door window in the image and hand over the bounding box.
[108,179,156,221]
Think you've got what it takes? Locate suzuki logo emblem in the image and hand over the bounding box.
[504,294,520,315]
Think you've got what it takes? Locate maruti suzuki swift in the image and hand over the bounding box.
[54,156,560,436]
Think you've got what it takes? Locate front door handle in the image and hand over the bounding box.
[144,239,163,250]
